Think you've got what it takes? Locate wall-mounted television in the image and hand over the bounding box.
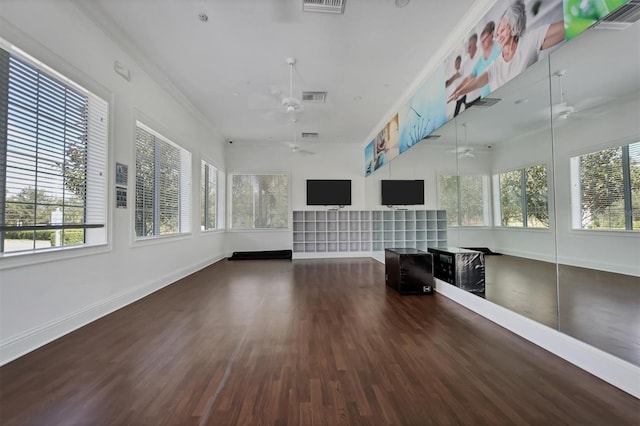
[306,179,352,206]
[381,180,424,206]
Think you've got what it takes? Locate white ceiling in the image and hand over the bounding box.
[81,0,477,146]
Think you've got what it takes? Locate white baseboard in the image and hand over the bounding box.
[292,251,373,260]
[556,255,639,277]
[493,247,556,263]
[0,255,225,366]
[435,279,640,399]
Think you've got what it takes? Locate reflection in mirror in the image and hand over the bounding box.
[549,20,640,366]
[453,56,558,328]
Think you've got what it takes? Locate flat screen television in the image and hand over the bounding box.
[306,179,352,206]
[381,180,424,206]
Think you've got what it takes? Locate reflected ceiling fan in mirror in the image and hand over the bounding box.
[281,119,315,155]
[447,123,479,159]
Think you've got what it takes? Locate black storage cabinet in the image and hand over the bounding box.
[427,247,485,292]
[384,248,434,295]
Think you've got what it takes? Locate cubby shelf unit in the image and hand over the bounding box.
[292,210,447,258]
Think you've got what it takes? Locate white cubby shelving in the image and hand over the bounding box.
[292,210,447,257]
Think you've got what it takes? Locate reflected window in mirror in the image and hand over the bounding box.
[570,141,640,231]
[495,164,549,228]
[438,175,490,227]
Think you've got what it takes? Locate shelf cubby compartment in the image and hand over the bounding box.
[317,222,326,231]
[360,221,370,231]
[293,243,304,252]
[405,210,415,220]
[405,241,417,249]
[293,222,303,232]
[316,232,326,242]
[327,211,337,221]
[437,210,447,220]
[426,210,437,220]
[304,232,315,242]
[383,241,394,249]
[327,242,338,252]
[349,242,360,251]
[339,242,349,251]
[304,243,316,252]
[327,222,337,231]
[316,211,326,221]
[372,221,383,231]
[383,211,393,220]
[394,210,404,220]
[304,222,316,231]
[360,231,371,242]
[416,241,428,251]
[437,220,447,230]
[372,211,383,221]
[415,220,426,230]
[395,221,405,231]
[304,211,315,221]
[339,232,349,241]
[350,232,359,241]
[383,221,394,231]
[372,231,383,241]
[373,242,384,251]
[416,231,427,241]
[327,232,337,242]
[349,211,359,220]
[338,222,348,231]
[437,230,448,240]
[316,243,327,252]
[405,230,415,240]
[360,211,370,220]
[293,233,304,242]
[361,242,371,251]
[338,211,348,221]
[384,231,393,240]
[427,230,437,241]
[349,222,360,231]
[405,220,415,231]
[416,210,427,220]
[394,231,405,240]
[293,211,304,221]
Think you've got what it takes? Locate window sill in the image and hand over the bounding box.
[227,228,290,233]
[131,232,193,248]
[568,228,639,238]
[199,229,225,236]
[0,243,111,271]
[493,226,552,232]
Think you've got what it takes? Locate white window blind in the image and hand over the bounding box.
[135,122,191,238]
[573,142,639,230]
[201,160,217,230]
[230,174,288,229]
[1,43,108,254]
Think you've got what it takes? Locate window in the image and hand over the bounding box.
[438,175,490,226]
[201,160,217,230]
[1,43,108,254]
[135,123,191,238]
[571,142,639,230]
[497,164,548,228]
[230,174,288,229]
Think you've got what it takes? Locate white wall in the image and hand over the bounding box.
[224,141,364,255]
[0,1,227,364]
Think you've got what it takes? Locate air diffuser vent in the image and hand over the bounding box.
[422,134,440,140]
[302,132,319,138]
[471,97,501,107]
[303,0,346,14]
[302,91,327,103]
[593,0,640,30]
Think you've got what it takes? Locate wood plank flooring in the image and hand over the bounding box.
[1,258,638,425]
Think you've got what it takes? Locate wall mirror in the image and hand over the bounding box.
[366,18,639,366]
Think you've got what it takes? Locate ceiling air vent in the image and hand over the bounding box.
[593,0,640,30]
[303,0,346,14]
[302,132,319,138]
[422,134,440,140]
[471,97,501,108]
[302,91,327,103]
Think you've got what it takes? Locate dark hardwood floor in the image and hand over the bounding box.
[1,258,638,425]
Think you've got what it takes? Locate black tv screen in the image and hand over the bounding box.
[307,180,352,206]
[381,180,424,205]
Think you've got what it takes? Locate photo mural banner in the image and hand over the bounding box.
[366,0,629,174]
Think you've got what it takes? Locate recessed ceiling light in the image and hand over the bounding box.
[353,96,362,101]
[395,0,410,7]
[198,12,208,22]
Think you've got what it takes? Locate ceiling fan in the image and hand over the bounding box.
[248,57,304,121]
[281,119,315,155]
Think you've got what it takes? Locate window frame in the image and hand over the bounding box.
[437,173,491,227]
[133,120,192,241]
[228,172,290,231]
[0,36,110,262]
[494,163,550,229]
[201,159,219,232]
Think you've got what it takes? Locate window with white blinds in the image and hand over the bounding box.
[571,142,639,231]
[0,43,108,254]
[497,164,548,228]
[201,161,217,230]
[135,122,191,238]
